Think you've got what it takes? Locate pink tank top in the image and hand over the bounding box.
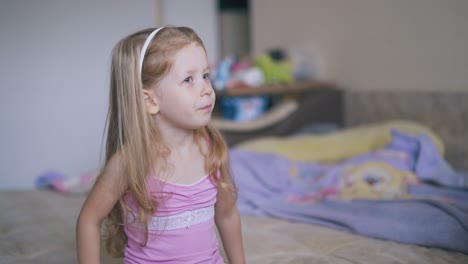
[123,175,224,264]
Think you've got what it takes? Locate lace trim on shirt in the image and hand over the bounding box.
[126,206,214,231]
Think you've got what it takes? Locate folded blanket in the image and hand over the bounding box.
[35,171,97,195]
[231,129,468,253]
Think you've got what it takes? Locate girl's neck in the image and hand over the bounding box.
[158,126,197,156]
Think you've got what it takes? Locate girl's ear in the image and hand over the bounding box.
[143,89,159,115]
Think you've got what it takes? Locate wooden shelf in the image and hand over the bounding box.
[214,80,336,97]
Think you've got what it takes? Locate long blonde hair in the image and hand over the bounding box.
[103,27,237,257]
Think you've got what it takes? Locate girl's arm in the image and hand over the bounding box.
[76,154,127,264]
[215,194,246,264]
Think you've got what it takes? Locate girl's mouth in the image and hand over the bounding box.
[199,104,213,111]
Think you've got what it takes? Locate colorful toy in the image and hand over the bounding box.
[254,54,293,84]
[221,96,269,122]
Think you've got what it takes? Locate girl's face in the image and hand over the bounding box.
[152,42,215,130]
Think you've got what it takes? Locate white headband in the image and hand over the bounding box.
[139,27,165,76]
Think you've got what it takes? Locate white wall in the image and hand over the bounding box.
[252,0,468,91]
[161,0,219,63]
[0,0,157,189]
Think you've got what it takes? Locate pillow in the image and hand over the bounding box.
[236,120,444,163]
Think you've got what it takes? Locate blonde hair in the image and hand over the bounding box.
[102,27,237,257]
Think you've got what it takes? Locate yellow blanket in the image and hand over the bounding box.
[235,120,444,163]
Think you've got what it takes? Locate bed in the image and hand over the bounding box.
[1,188,467,264]
[1,88,468,264]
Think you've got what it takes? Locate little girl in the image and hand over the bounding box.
[76,26,245,263]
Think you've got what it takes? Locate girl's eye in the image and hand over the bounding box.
[183,77,193,83]
[203,73,210,79]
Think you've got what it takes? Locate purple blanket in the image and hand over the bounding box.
[231,130,468,253]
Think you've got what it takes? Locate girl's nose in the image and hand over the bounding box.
[201,81,213,96]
